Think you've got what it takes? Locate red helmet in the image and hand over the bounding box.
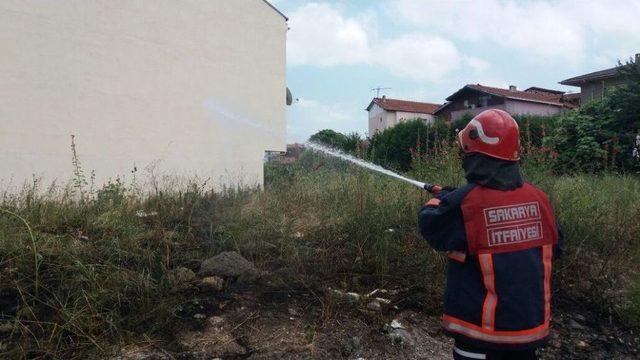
[458,109,520,161]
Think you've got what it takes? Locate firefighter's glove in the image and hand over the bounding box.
[424,187,453,207]
[434,186,457,199]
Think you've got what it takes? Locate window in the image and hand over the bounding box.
[479,95,491,107]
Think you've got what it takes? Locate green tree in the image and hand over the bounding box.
[549,59,640,172]
[369,119,452,171]
[308,129,363,154]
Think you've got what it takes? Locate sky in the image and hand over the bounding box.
[271,0,640,143]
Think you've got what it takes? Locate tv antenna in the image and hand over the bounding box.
[371,86,391,98]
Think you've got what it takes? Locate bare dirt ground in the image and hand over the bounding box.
[115,284,640,360]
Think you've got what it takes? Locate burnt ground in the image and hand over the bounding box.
[114,284,640,360]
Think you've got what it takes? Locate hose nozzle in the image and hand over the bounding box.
[423,183,442,194]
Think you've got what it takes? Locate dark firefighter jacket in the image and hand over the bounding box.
[418,153,564,350]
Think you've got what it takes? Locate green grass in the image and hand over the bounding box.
[1,150,640,358]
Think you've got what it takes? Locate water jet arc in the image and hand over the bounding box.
[305,142,441,193]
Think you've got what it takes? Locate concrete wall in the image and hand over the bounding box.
[0,0,287,191]
[368,103,395,136]
[579,77,627,104]
[504,100,562,117]
[449,105,507,122]
[396,111,435,124]
[368,104,434,137]
[448,100,562,122]
[438,90,506,121]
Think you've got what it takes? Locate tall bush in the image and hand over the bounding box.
[549,60,640,173]
[368,119,453,171]
[308,129,362,154]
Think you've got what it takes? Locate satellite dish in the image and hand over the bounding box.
[286,87,293,106]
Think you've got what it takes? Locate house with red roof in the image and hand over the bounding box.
[434,84,578,122]
[365,96,441,136]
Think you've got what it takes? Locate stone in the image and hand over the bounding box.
[198,251,259,283]
[384,319,415,347]
[200,276,224,292]
[576,340,589,348]
[390,319,404,329]
[388,328,414,347]
[207,316,225,327]
[167,267,196,288]
[327,288,361,304]
[367,299,382,311]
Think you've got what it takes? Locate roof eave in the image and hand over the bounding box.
[446,85,507,101]
[365,99,382,111]
[559,75,617,86]
[262,0,288,21]
[559,68,620,86]
[504,96,563,107]
[433,102,452,115]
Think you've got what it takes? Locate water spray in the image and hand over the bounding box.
[305,142,442,193]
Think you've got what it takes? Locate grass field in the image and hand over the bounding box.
[1,149,639,358]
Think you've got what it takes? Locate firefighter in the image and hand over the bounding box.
[418,109,563,360]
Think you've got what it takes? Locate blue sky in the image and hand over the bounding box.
[272,0,640,142]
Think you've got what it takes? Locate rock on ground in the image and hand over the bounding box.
[198,251,259,283]
[199,276,225,292]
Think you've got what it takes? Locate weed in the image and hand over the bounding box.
[0,149,639,358]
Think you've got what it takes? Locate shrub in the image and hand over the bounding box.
[308,129,362,154]
[368,119,454,171]
[449,113,560,150]
[513,114,559,148]
[549,60,640,173]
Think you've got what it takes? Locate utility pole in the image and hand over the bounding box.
[371,86,391,98]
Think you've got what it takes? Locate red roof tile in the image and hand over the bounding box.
[465,84,567,106]
[435,84,578,115]
[366,97,441,114]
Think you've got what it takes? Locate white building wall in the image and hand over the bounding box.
[449,100,562,122]
[0,0,287,191]
[396,111,435,124]
[368,104,395,136]
[504,100,562,117]
[368,105,434,137]
[450,105,507,122]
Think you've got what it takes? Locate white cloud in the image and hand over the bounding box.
[287,3,371,66]
[392,0,585,64]
[373,34,461,82]
[464,57,490,72]
[286,2,475,81]
[391,0,640,64]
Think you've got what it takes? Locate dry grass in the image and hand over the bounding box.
[1,149,639,358]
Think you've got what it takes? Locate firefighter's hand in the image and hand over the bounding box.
[434,186,457,199]
[424,197,441,207]
[424,187,456,207]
